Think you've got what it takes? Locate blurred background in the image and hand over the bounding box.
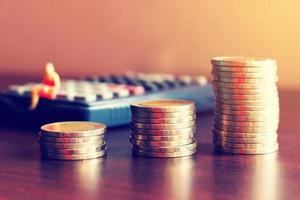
[0,1,299,88]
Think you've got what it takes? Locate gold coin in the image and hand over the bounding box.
[212,81,277,89]
[131,126,196,136]
[40,121,106,138]
[214,113,279,122]
[215,103,279,111]
[132,109,195,118]
[211,71,277,78]
[41,145,106,155]
[213,140,277,149]
[213,134,277,144]
[133,142,197,153]
[214,98,279,106]
[39,134,104,143]
[214,119,279,127]
[131,99,195,113]
[212,128,277,138]
[214,92,278,100]
[130,137,194,147]
[212,74,277,81]
[132,115,196,124]
[211,57,277,67]
[132,121,195,130]
[132,147,196,158]
[213,76,278,84]
[39,140,105,149]
[214,120,279,128]
[212,86,278,95]
[215,109,279,116]
[214,144,278,155]
[131,132,195,141]
[213,125,278,133]
[212,65,277,72]
[214,89,278,95]
[42,149,107,160]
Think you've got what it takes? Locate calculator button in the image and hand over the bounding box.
[8,84,38,95]
[56,93,67,100]
[142,82,159,92]
[178,75,193,85]
[63,80,77,86]
[8,85,27,95]
[161,82,171,89]
[92,86,109,93]
[124,71,136,78]
[57,88,75,100]
[165,80,182,88]
[74,93,97,102]
[193,76,208,85]
[126,85,145,95]
[122,76,133,84]
[57,93,75,101]
[86,76,100,82]
[148,75,165,83]
[99,76,113,83]
[127,79,143,86]
[106,84,129,97]
[113,89,130,98]
[75,88,91,95]
[96,91,114,100]
[159,74,176,82]
[110,76,127,84]
[153,82,170,90]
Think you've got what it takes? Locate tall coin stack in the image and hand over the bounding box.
[211,57,279,154]
[130,99,197,158]
[39,121,107,160]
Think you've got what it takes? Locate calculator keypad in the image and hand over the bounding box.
[6,73,208,104]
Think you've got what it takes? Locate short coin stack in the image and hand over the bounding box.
[211,57,279,154]
[39,121,107,160]
[130,99,197,158]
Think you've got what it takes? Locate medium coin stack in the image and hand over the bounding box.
[39,121,107,160]
[130,99,197,158]
[211,57,279,154]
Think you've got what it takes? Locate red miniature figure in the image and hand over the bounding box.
[30,62,60,110]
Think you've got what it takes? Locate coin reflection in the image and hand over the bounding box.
[76,158,104,191]
[39,158,104,194]
[212,152,281,199]
[130,157,194,200]
[250,153,281,200]
[166,157,194,200]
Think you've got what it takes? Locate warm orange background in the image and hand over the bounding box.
[0,1,299,88]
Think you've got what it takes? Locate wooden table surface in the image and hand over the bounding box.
[0,76,299,200]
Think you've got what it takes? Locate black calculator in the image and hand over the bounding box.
[0,72,214,127]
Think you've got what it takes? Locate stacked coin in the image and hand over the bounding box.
[130,99,197,158]
[39,121,107,160]
[211,57,279,154]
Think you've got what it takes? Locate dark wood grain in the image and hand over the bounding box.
[0,76,299,200]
